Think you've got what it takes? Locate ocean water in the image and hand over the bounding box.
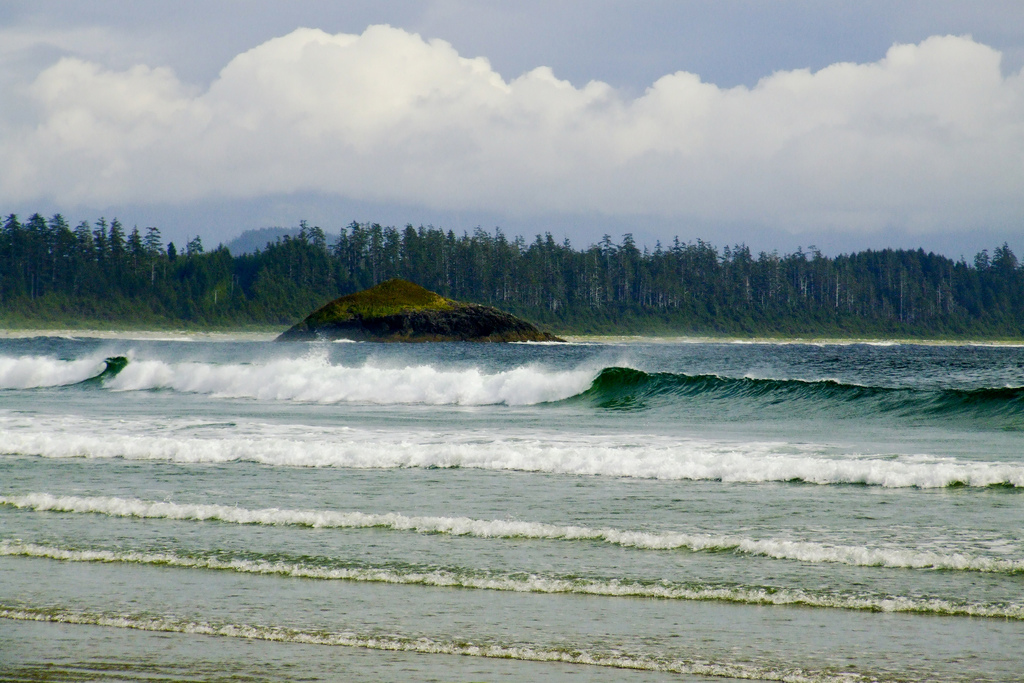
[2,335,1023,682]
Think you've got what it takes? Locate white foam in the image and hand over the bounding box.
[509,340,589,345]
[4,493,1021,572]
[0,330,276,342]
[3,417,1023,488]
[104,357,596,405]
[2,541,1020,621]
[0,355,107,388]
[0,604,922,681]
[6,540,1021,622]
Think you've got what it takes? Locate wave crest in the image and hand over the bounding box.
[105,357,595,405]
[10,352,1024,420]
[579,367,1024,419]
[4,493,1021,572]
[0,605,879,682]
[0,355,108,388]
[3,423,1022,487]
[3,542,1021,620]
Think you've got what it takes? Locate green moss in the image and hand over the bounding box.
[305,279,455,324]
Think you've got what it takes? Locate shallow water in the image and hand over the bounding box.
[2,336,1023,681]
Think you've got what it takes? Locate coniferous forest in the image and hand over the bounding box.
[2,212,1024,337]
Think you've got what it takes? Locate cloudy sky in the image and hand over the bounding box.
[2,1,1023,256]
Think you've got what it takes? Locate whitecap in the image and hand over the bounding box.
[104,358,596,405]
[0,355,107,388]
[4,494,1021,572]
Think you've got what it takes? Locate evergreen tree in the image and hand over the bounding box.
[2,211,1024,337]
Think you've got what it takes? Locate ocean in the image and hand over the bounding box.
[1,334,1023,682]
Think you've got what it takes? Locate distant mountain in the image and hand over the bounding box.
[225,227,338,255]
[225,227,298,254]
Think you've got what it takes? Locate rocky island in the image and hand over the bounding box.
[276,279,564,342]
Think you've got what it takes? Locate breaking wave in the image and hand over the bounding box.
[4,494,1021,572]
[0,355,125,388]
[2,542,1020,620]
[0,605,878,682]
[3,541,1020,620]
[578,367,1024,420]
[105,356,595,405]
[3,424,1022,487]
[8,352,1024,422]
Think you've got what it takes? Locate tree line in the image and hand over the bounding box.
[2,212,1023,337]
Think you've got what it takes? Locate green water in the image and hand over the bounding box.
[2,336,1023,681]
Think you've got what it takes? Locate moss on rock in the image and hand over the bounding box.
[277,279,563,343]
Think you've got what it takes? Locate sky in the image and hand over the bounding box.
[1,0,1023,257]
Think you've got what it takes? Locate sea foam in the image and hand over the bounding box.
[4,493,1021,572]
[2,541,1020,620]
[0,355,108,388]
[0,604,920,681]
[3,418,1023,488]
[105,357,596,405]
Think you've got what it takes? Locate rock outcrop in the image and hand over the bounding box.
[276,279,564,343]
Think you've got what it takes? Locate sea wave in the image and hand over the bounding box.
[8,351,1024,421]
[0,355,112,388]
[0,604,930,681]
[3,541,1019,620]
[2,424,1022,487]
[4,541,1021,621]
[4,494,1021,572]
[579,367,1024,419]
[104,357,595,405]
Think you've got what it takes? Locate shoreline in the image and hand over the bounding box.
[0,328,278,342]
[3,327,1024,347]
[563,334,1024,347]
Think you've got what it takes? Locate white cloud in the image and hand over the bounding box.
[1,25,1022,233]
